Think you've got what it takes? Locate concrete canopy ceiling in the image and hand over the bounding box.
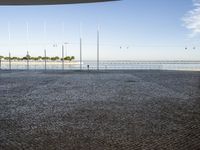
[0,0,117,5]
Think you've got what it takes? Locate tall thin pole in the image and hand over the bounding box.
[80,38,82,70]
[62,22,65,44]
[44,49,47,71]
[62,45,64,70]
[8,22,11,70]
[64,43,68,58]
[8,22,11,42]
[26,23,30,70]
[9,52,11,70]
[62,23,66,71]
[97,26,100,70]
[27,51,29,70]
[80,23,82,70]
[64,43,67,57]
[26,22,29,70]
[43,22,47,71]
[43,21,46,42]
[26,22,29,46]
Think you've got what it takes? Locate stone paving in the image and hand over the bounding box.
[0,70,200,150]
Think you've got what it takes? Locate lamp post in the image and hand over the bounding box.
[80,37,82,70]
[9,52,11,70]
[97,26,100,71]
[80,23,83,70]
[27,51,29,70]
[64,42,68,57]
[62,44,64,70]
[44,49,47,71]
[8,23,11,70]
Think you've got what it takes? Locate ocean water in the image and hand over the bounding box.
[1,60,200,71]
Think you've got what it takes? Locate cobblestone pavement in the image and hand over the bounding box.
[0,70,200,150]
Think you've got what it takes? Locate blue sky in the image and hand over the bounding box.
[0,0,199,60]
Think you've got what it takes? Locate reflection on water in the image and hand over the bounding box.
[1,60,200,71]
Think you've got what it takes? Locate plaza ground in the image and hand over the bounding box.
[0,70,200,149]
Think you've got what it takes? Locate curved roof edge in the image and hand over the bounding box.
[0,0,118,5]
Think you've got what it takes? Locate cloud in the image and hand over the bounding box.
[183,0,200,37]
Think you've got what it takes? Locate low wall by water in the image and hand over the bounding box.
[0,60,200,71]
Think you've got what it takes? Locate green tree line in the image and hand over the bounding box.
[0,55,75,61]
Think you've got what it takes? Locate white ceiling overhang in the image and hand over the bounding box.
[0,0,117,5]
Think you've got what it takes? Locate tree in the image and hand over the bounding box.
[31,57,39,61]
[22,54,31,60]
[0,56,4,60]
[4,57,10,60]
[22,57,28,60]
[55,56,60,60]
[26,54,31,59]
[17,57,22,61]
[70,56,75,61]
[51,56,60,61]
[11,57,18,60]
[64,56,70,61]
[63,56,75,61]
[37,56,42,60]
[42,57,50,60]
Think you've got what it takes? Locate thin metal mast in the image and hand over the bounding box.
[80,23,82,70]
[62,45,64,70]
[97,26,100,70]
